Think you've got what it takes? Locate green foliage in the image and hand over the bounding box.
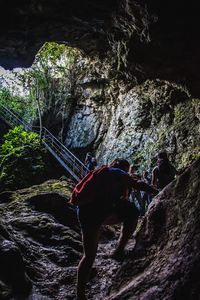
[31,42,79,87]
[36,42,79,68]
[0,126,46,191]
[0,126,39,156]
[1,43,80,126]
[0,88,22,114]
[37,42,66,62]
[179,147,200,170]
[0,43,81,191]
[0,88,36,123]
[20,42,80,120]
[0,89,21,110]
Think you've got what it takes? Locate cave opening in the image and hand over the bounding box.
[0,35,199,178]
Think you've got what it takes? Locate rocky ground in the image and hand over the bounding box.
[108,158,200,300]
[0,158,200,300]
[0,178,125,299]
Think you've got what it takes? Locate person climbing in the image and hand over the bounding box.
[129,164,145,216]
[71,158,158,300]
[85,152,97,172]
[141,170,152,209]
[151,151,177,191]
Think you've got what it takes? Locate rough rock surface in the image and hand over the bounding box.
[63,63,199,171]
[0,159,200,299]
[0,0,148,70]
[1,0,200,96]
[0,179,122,299]
[1,43,199,172]
[0,179,80,299]
[108,158,200,300]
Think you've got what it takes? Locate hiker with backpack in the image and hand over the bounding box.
[151,151,177,191]
[71,158,158,300]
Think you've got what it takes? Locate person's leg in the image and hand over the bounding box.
[147,193,152,205]
[137,191,145,216]
[112,217,138,257]
[77,226,101,299]
[142,192,148,212]
[112,201,139,258]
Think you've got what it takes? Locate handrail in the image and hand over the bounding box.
[33,126,85,168]
[0,103,88,182]
[0,103,31,129]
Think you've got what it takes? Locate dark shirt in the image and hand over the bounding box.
[155,163,176,189]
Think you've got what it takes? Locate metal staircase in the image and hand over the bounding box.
[0,103,88,182]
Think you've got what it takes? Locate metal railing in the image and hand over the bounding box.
[0,103,88,182]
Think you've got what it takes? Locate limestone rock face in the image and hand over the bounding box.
[108,158,200,300]
[64,71,199,170]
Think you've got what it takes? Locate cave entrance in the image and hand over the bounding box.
[0,42,91,184]
[0,42,82,140]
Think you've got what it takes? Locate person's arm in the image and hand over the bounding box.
[130,173,140,181]
[85,155,88,164]
[151,167,158,187]
[129,177,158,195]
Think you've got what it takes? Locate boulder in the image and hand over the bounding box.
[108,158,200,300]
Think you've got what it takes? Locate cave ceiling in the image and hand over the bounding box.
[0,0,200,96]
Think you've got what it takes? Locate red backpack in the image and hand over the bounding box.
[70,166,109,206]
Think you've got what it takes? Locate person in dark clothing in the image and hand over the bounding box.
[141,171,152,208]
[142,171,151,185]
[129,165,145,216]
[85,152,97,172]
[74,158,158,300]
[151,151,177,191]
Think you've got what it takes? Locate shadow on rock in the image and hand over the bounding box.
[27,192,79,230]
[0,224,32,299]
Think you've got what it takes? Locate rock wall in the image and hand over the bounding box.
[0,156,199,300]
[1,0,199,172]
[107,158,200,300]
[0,179,121,299]
[60,53,199,171]
[1,46,199,172]
[0,180,81,299]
